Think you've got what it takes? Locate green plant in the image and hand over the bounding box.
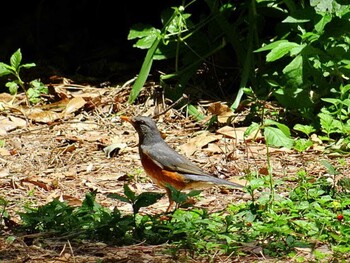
[127,0,260,113]
[318,84,350,143]
[108,184,164,215]
[254,2,350,118]
[0,48,47,105]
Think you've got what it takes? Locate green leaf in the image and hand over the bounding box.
[266,42,300,62]
[322,98,341,106]
[0,62,14,77]
[107,193,130,203]
[254,40,289,53]
[319,112,342,134]
[320,160,340,175]
[20,63,36,69]
[133,192,164,213]
[123,184,136,202]
[10,49,22,70]
[293,138,313,152]
[134,36,158,49]
[128,37,161,104]
[264,119,291,137]
[264,126,294,148]
[293,124,316,136]
[244,122,260,138]
[314,13,332,32]
[5,81,19,95]
[128,24,159,40]
[283,55,303,88]
[282,16,310,23]
[187,104,205,121]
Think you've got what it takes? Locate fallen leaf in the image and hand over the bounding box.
[204,143,222,153]
[9,116,27,127]
[62,97,86,118]
[208,102,234,123]
[21,177,53,191]
[27,108,61,123]
[180,131,222,156]
[0,93,13,103]
[0,117,18,132]
[216,126,247,142]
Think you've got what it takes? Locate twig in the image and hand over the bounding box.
[153,94,188,118]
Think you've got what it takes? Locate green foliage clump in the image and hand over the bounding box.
[2,161,347,261]
[0,48,47,105]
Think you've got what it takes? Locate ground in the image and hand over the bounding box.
[0,81,348,262]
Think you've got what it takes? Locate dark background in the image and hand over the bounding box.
[1,0,182,84]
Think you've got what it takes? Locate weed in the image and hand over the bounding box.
[0,49,47,105]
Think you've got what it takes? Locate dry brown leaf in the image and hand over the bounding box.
[21,177,53,191]
[8,116,27,127]
[180,131,222,156]
[0,117,18,132]
[27,108,61,123]
[0,93,13,103]
[216,126,247,142]
[61,195,83,207]
[62,97,86,118]
[208,102,234,123]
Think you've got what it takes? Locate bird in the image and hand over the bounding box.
[121,115,244,212]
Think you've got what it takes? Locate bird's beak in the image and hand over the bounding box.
[120,116,135,126]
[120,116,130,122]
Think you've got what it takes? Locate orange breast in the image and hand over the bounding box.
[140,152,186,190]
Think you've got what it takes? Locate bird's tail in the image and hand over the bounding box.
[183,174,244,189]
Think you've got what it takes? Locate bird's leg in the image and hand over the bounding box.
[165,188,175,213]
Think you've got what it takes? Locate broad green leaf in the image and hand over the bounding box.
[314,13,332,32]
[319,113,342,134]
[264,126,294,148]
[266,42,300,62]
[128,24,159,40]
[342,99,350,107]
[10,49,22,70]
[321,98,341,105]
[5,81,19,95]
[283,55,303,87]
[293,124,316,136]
[254,40,289,53]
[133,192,164,213]
[0,62,14,76]
[264,119,291,137]
[244,122,260,138]
[294,138,313,152]
[123,184,136,202]
[340,84,350,94]
[134,35,158,49]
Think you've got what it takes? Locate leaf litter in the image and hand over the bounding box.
[0,81,349,262]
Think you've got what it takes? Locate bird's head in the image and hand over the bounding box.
[121,116,162,144]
